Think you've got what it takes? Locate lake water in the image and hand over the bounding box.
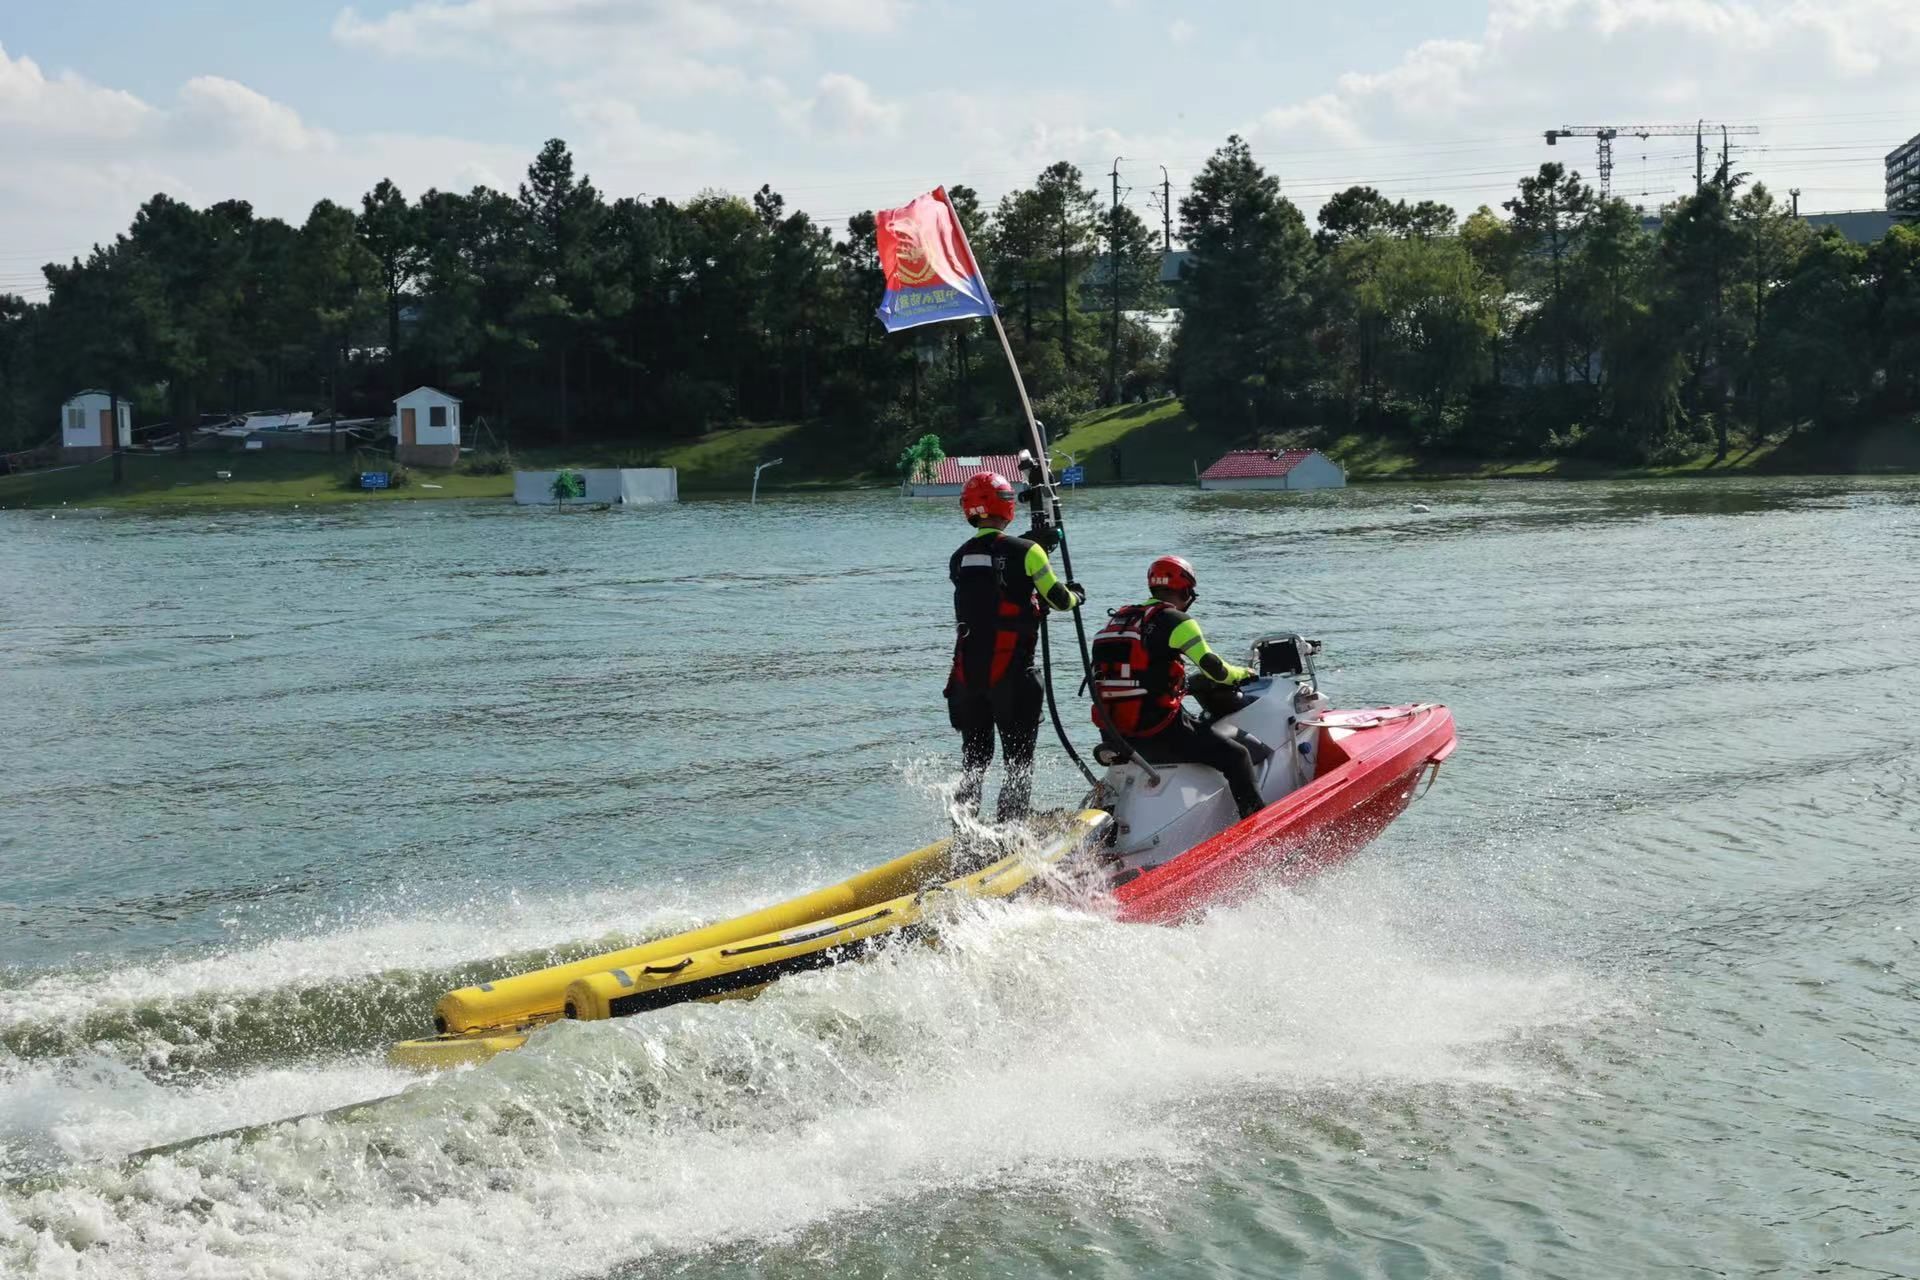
[2,478,1916,1279]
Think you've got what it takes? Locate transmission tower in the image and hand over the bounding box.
[1544,122,1758,198]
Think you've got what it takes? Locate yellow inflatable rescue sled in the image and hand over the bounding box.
[390,809,1110,1070]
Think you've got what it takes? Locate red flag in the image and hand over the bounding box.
[875,187,995,332]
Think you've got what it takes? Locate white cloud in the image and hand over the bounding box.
[331,0,905,94]
[0,43,531,268]
[1246,0,1920,211]
[807,72,900,139]
[172,77,334,152]
[562,96,739,192]
[0,40,152,139]
[8,0,1920,271]
[1168,19,1194,46]
[1262,0,1920,141]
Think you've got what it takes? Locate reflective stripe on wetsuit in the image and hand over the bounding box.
[949,529,1077,690]
[1167,615,1247,686]
[1089,602,1184,736]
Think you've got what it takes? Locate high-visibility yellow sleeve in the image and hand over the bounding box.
[1023,542,1079,611]
[1169,617,1246,683]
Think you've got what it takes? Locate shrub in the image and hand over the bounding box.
[462,448,515,475]
[1033,385,1097,433]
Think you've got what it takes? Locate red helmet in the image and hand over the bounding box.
[961,471,1016,525]
[1147,554,1197,596]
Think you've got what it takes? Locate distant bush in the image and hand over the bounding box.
[1033,385,1097,432]
[462,448,515,475]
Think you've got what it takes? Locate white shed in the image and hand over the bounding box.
[61,390,133,454]
[392,386,461,465]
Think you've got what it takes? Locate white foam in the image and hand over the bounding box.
[0,876,1605,1279]
[0,878,818,1040]
[0,1052,413,1177]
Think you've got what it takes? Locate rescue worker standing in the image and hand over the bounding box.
[946,471,1081,823]
[1090,555,1268,820]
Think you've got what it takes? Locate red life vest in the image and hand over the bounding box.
[948,531,1043,691]
[1090,602,1184,737]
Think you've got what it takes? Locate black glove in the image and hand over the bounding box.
[1066,581,1087,605]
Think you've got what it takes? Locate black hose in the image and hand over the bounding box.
[1029,482,1160,788]
[1038,614,1099,788]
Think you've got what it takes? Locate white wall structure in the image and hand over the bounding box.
[1198,449,1346,492]
[60,391,132,451]
[513,469,679,505]
[391,386,461,447]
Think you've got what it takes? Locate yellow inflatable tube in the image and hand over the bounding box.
[562,817,1095,1021]
[391,810,1109,1071]
[435,837,959,1035]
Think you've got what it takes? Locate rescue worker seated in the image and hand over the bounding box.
[946,470,1082,824]
[1090,555,1270,820]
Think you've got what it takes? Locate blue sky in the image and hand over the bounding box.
[4,0,1918,296]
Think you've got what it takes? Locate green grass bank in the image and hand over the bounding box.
[5,402,1915,511]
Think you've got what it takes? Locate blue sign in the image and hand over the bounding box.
[1061,465,1086,486]
[360,471,390,490]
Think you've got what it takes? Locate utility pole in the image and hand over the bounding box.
[1057,181,1071,373]
[1109,156,1123,406]
[1160,165,1172,251]
[1720,124,1731,187]
[1790,187,1801,216]
[1545,122,1754,198]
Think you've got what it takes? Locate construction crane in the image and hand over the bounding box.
[1544,121,1759,198]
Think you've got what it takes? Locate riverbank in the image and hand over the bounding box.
[4,401,1914,510]
[0,421,874,511]
[1047,398,1920,483]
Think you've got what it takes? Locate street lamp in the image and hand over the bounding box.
[752,457,784,504]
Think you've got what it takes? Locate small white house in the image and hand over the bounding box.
[61,390,133,456]
[1198,448,1346,492]
[392,386,461,465]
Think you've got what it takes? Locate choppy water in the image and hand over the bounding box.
[1,479,1916,1279]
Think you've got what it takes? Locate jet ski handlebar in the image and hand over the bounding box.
[1248,633,1323,680]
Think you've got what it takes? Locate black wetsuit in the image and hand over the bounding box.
[945,528,1075,822]
[1102,604,1266,820]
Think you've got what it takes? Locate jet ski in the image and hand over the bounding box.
[389,809,1109,1070]
[1083,632,1456,924]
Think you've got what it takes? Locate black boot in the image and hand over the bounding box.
[1235,730,1275,768]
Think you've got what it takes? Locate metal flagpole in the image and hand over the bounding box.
[985,300,1159,787]
[989,310,1048,484]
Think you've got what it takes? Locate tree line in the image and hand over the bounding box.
[1,134,1915,468]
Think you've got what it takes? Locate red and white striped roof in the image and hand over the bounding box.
[1199,448,1318,480]
[931,454,1026,485]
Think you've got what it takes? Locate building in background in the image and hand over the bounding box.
[59,390,132,460]
[1889,132,1920,214]
[511,468,678,505]
[1198,449,1346,492]
[903,453,1029,498]
[391,386,461,466]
